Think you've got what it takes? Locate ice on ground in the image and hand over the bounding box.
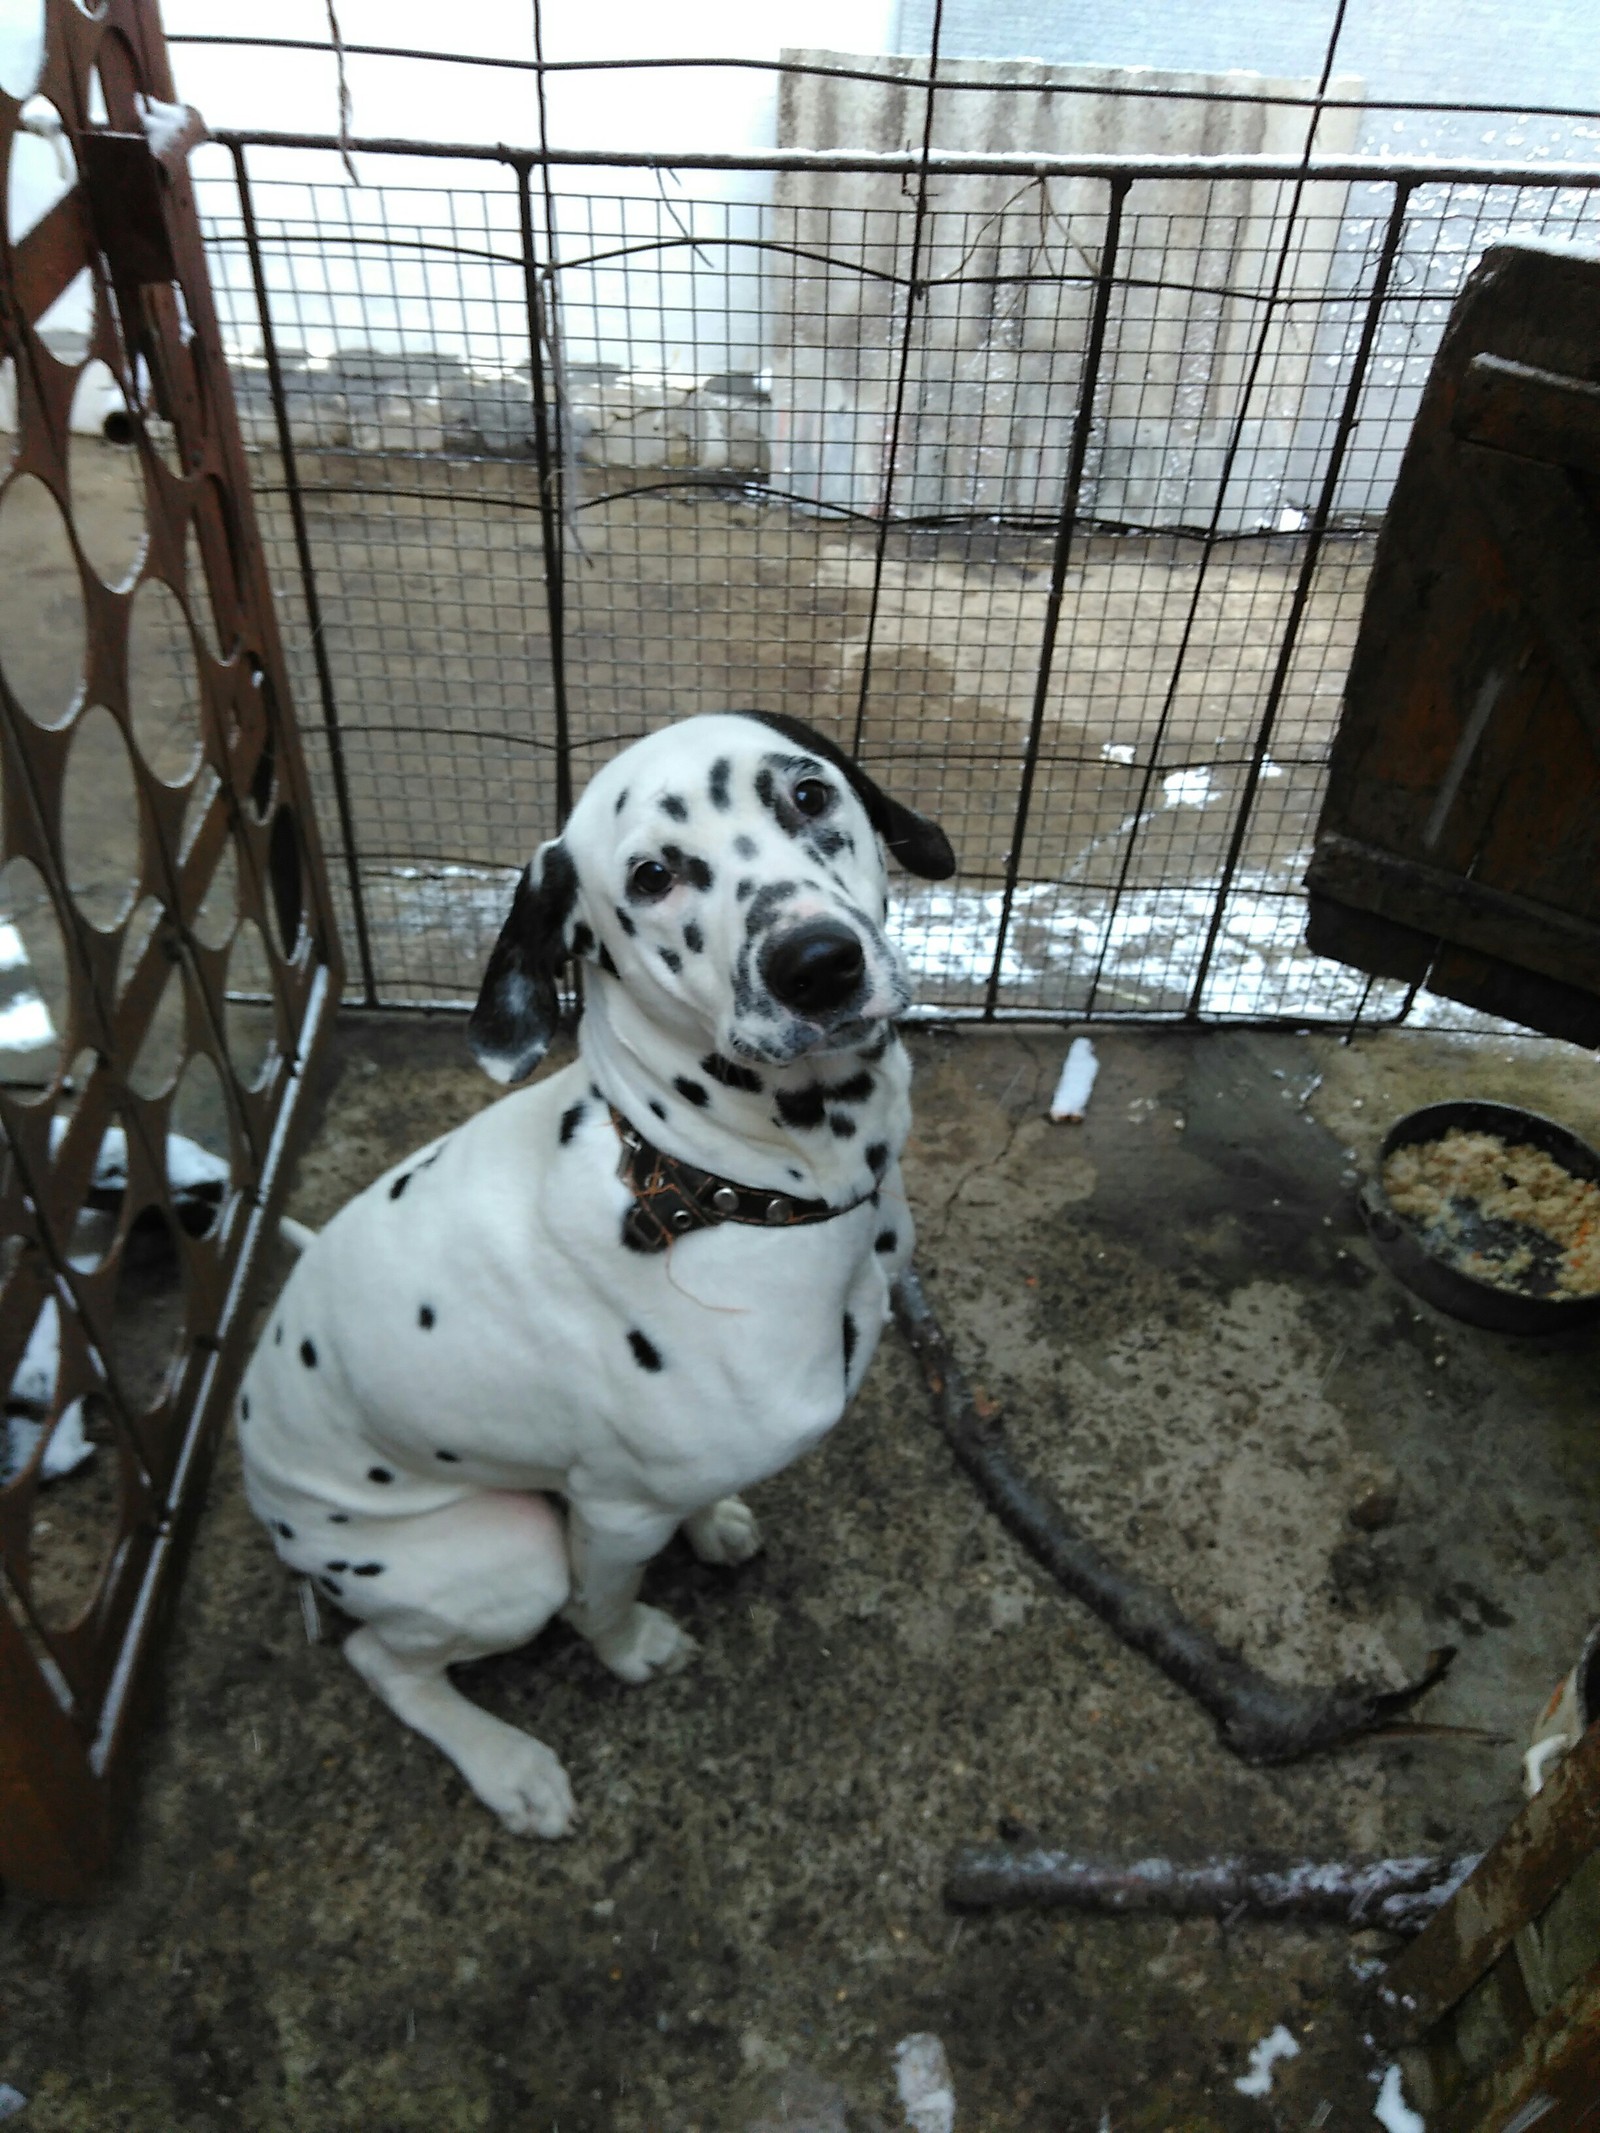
[360,858,1519,1035]
[1234,2024,1301,2097]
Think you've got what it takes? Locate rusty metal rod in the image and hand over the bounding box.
[890,1268,1456,1764]
[946,1847,1482,1932]
[206,133,1600,186]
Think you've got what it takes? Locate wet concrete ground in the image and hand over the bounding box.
[2,1013,1597,2132]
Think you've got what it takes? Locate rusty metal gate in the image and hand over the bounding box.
[0,0,340,1897]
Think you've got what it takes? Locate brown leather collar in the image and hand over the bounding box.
[610,1105,876,1254]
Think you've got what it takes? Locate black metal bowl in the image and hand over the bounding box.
[1359,1100,1600,1334]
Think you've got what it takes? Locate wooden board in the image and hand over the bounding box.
[1306,244,1600,1043]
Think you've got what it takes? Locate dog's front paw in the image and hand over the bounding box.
[471,1734,577,1839]
[591,1603,698,1684]
[684,1495,763,1567]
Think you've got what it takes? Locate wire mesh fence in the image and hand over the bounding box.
[181,130,1600,1026]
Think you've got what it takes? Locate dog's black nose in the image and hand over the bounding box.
[763,921,866,1014]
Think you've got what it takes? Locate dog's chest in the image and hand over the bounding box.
[289,1070,893,1505]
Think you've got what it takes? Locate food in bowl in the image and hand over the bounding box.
[1381,1128,1600,1299]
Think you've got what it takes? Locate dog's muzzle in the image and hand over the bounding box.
[761,921,866,1016]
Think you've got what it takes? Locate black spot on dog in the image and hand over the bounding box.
[598,942,620,978]
[673,1076,709,1107]
[875,1229,898,1255]
[571,920,595,959]
[615,906,637,936]
[659,947,683,974]
[787,1167,803,1181]
[775,1083,827,1130]
[734,834,757,859]
[321,1577,343,1598]
[744,881,799,937]
[806,824,848,860]
[830,1113,857,1139]
[615,788,629,814]
[368,1467,394,1485]
[861,1029,891,1061]
[300,1339,317,1369]
[325,1559,348,1573]
[660,793,688,822]
[389,1173,411,1201]
[701,1052,763,1093]
[560,1101,586,1145]
[662,845,714,892]
[843,1312,858,1378]
[754,765,785,825]
[353,1562,384,1577]
[829,1071,873,1104]
[274,1521,294,1540]
[683,920,704,955]
[648,1099,667,1121]
[329,1512,349,1523]
[709,757,732,809]
[239,1394,250,1421]
[418,1304,435,1329]
[865,1142,890,1176]
[736,877,754,901]
[434,1450,460,1463]
[628,1329,663,1372]
[274,1323,283,1346]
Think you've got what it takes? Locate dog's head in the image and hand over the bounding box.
[469,711,955,1083]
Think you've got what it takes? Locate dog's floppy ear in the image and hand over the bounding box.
[468,839,579,1084]
[734,710,956,879]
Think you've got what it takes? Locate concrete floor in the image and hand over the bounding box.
[3,1014,1597,2131]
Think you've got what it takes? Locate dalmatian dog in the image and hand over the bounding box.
[236,711,955,1835]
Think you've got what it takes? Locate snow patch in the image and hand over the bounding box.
[1235,2024,1300,2097]
[893,2033,955,2133]
[1373,2063,1426,2132]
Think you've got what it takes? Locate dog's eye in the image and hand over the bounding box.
[792,778,832,818]
[628,858,673,902]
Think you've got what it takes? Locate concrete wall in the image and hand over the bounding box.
[894,0,1600,523]
[770,52,1359,532]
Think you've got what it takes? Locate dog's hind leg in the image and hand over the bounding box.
[327,1492,576,1836]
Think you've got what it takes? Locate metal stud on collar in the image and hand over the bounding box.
[764,1195,794,1224]
[711,1185,740,1216]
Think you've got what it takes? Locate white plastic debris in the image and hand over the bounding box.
[893,2032,955,2133]
[1234,2025,1301,2097]
[1373,2063,1426,2132]
[1048,1037,1099,1122]
[0,2083,26,2122]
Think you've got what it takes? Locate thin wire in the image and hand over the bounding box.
[322,0,359,186]
[165,36,1600,129]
